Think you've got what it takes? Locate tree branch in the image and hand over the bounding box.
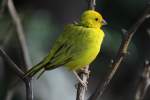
[76,66,90,100]
[135,60,150,100]
[88,0,96,10]
[25,79,34,100]
[88,3,150,100]
[0,48,25,79]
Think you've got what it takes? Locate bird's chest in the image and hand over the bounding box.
[67,27,104,58]
[76,29,102,50]
[65,27,104,70]
[71,30,101,58]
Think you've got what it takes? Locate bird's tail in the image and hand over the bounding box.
[24,61,46,78]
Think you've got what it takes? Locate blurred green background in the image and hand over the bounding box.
[0,0,150,100]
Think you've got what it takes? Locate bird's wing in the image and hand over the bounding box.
[24,24,74,77]
[24,24,83,78]
[43,24,77,70]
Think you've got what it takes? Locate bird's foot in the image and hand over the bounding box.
[73,71,88,89]
[79,80,88,89]
[75,80,88,90]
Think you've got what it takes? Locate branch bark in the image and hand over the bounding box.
[88,3,150,100]
[0,48,25,79]
[135,60,150,100]
[76,66,90,100]
[88,0,96,10]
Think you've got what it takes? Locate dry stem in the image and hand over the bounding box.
[76,66,90,100]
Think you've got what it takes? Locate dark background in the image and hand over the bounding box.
[0,0,150,100]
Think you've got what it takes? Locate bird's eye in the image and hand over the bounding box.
[95,18,98,21]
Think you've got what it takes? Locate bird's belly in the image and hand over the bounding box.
[65,44,100,71]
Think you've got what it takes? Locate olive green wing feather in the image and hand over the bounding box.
[24,24,76,78]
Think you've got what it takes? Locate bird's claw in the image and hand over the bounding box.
[80,80,88,88]
[75,80,88,90]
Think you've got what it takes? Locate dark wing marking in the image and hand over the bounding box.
[44,57,72,70]
[44,43,73,70]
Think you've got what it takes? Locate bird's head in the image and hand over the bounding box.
[79,10,107,28]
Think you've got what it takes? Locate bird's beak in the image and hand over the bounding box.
[102,19,107,25]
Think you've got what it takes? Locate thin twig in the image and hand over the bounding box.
[88,0,96,10]
[135,60,150,100]
[0,48,25,80]
[88,3,150,100]
[76,0,96,100]
[76,66,90,100]
[25,79,34,100]
[7,0,31,67]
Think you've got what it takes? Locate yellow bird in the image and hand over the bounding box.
[24,10,106,86]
